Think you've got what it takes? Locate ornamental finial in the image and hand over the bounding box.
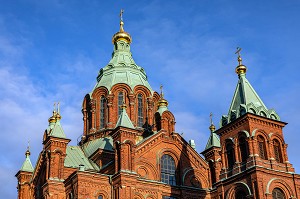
[119,9,125,32]
[209,112,216,132]
[235,47,247,76]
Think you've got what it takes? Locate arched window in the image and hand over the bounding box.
[273,139,283,163]
[118,92,124,116]
[226,141,235,170]
[239,135,248,163]
[100,96,106,129]
[235,190,247,199]
[209,160,216,184]
[161,154,176,185]
[272,188,285,199]
[98,196,103,199]
[137,94,144,127]
[258,135,267,160]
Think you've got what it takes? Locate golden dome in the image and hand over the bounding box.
[56,112,62,121]
[112,20,132,44]
[25,149,30,157]
[209,124,216,132]
[235,47,247,75]
[158,98,168,107]
[48,114,57,123]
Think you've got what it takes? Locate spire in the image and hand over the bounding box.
[204,113,220,151]
[20,143,34,172]
[47,103,67,138]
[157,85,169,115]
[221,48,280,127]
[115,102,135,129]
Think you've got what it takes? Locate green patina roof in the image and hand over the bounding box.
[157,104,168,116]
[82,137,113,157]
[47,119,66,139]
[221,71,280,127]
[20,151,34,172]
[115,107,135,129]
[93,38,153,93]
[204,132,221,150]
[64,146,99,171]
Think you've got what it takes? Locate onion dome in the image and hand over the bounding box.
[235,47,247,75]
[157,85,169,115]
[112,10,132,44]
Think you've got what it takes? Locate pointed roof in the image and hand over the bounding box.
[115,104,135,129]
[20,148,34,172]
[93,10,153,93]
[221,49,280,127]
[205,131,221,150]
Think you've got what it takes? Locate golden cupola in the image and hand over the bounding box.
[235,47,247,75]
[112,9,132,44]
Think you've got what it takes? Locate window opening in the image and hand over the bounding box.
[273,139,283,163]
[258,135,267,160]
[118,92,124,116]
[161,154,176,185]
[137,94,144,127]
[272,188,285,199]
[100,96,106,128]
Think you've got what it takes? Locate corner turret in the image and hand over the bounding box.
[221,48,280,127]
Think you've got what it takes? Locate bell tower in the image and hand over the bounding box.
[205,48,296,199]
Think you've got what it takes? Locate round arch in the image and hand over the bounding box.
[266,178,294,198]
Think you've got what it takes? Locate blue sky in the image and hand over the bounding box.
[1,0,300,198]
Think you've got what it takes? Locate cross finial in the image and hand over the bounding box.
[57,102,60,113]
[120,9,124,22]
[235,47,242,57]
[235,47,243,65]
[160,84,164,98]
[209,112,213,125]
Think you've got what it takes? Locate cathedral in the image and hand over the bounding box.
[16,14,300,199]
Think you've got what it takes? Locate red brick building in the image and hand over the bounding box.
[16,17,300,199]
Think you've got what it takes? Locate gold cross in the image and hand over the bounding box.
[235,47,242,57]
[160,84,164,98]
[120,9,124,21]
[210,112,213,125]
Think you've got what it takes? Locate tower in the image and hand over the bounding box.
[204,48,298,199]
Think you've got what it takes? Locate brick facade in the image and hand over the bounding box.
[16,19,300,199]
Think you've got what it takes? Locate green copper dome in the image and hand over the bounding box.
[92,20,153,93]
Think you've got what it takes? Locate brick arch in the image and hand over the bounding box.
[136,159,159,180]
[269,133,285,144]
[161,110,176,133]
[110,83,132,94]
[238,130,250,138]
[152,91,160,111]
[226,181,252,199]
[91,86,109,99]
[182,167,209,188]
[134,85,152,97]
[266,178,294,198]
[251,129,270,141]
[157,148,180,184]
[94,190,109,199]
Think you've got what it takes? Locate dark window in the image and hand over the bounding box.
[239,136,248,162]
[209,161,216,184]
[226,141,235,170]
[258,135,267,160]
[272,188,285,199]
[118,92,124,116]
[100,96,106,128]
[137,94,143,127]
[161,155,176,185]
[98,196,103,199]
[235,190,247,199]
[273,139,283,163]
